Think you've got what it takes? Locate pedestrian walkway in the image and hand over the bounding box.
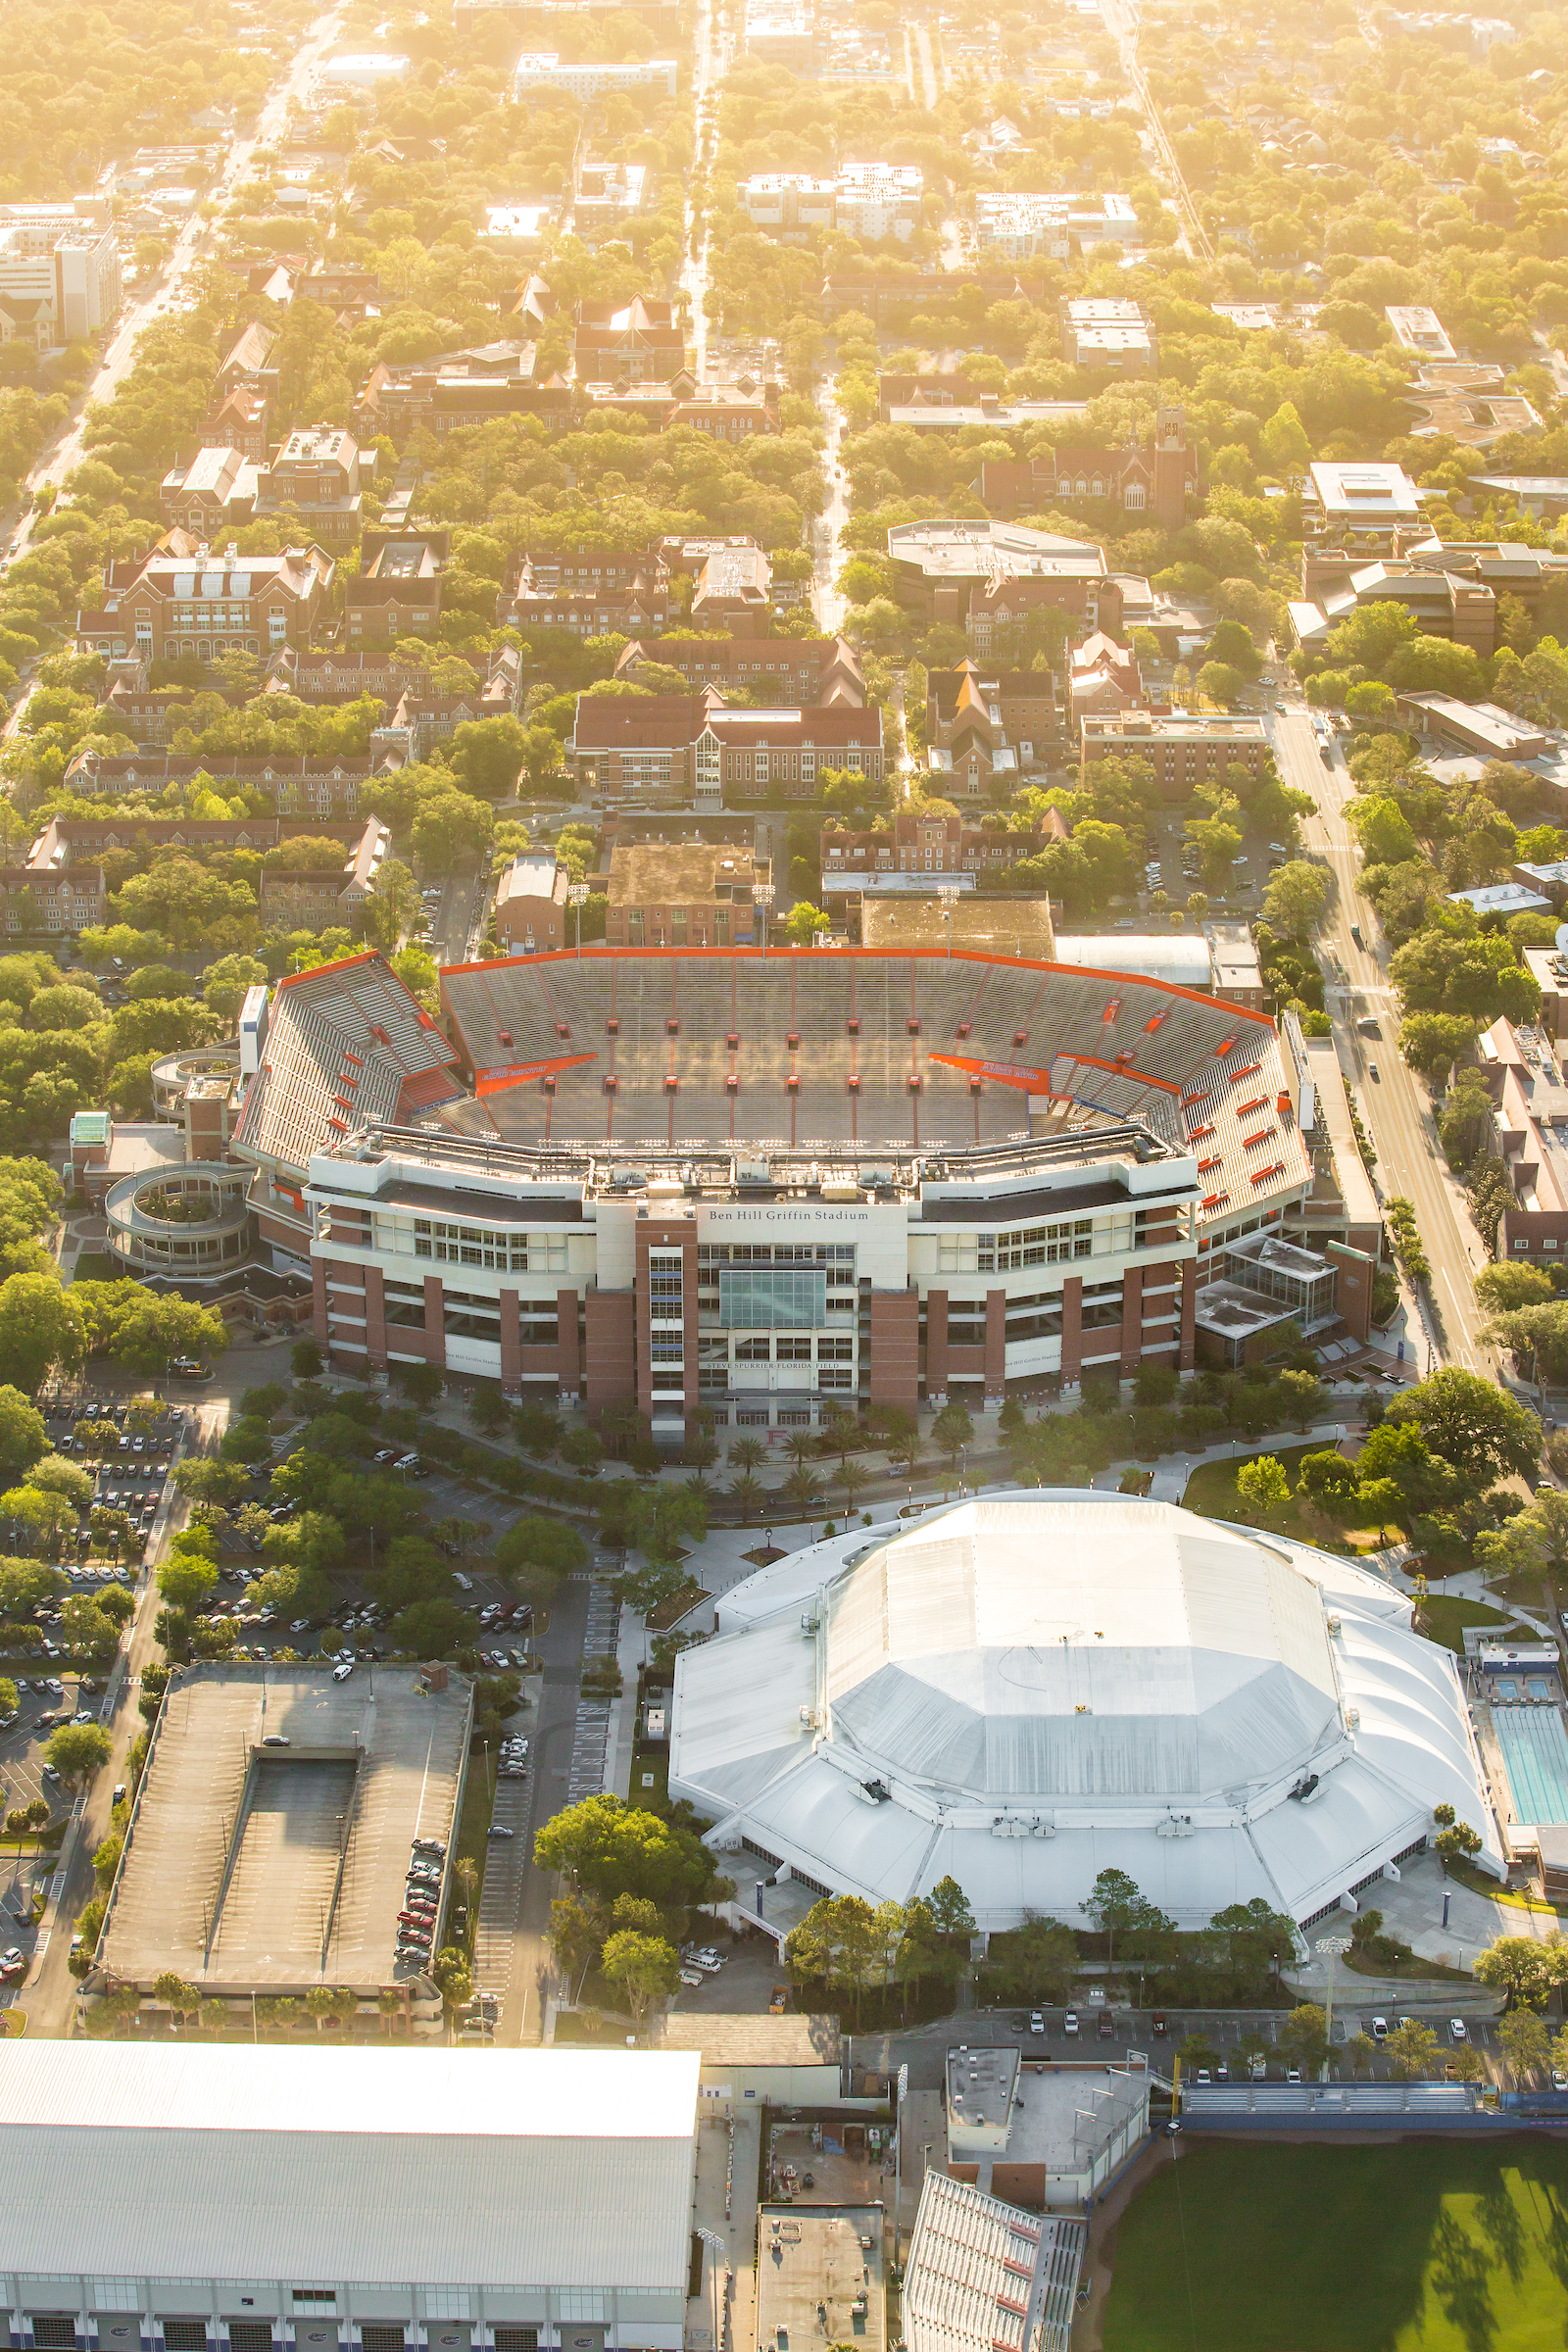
[565,1582,619,1803]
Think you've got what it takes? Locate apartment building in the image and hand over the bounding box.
[972,191,1138,261]
[503,546,671,637]
[0,863,105,936]
[1062,297,1155,373]
[513,53,679,99]
[739,168,919,239]
[75,544,334,665]
[1080,710,1270,797]
[58,750,372,812]
[604,843,767,948]
[346,529,448,645]
[254,426,364,545]
[567,694,885,800]
[578,374,780,438]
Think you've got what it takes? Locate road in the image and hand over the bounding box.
[1097,0,1211,263]
[679,0,722,386]
[2,4,346,738]
[1273,706,1492,1371]
[912,23,940,109]
[811,391,848,637]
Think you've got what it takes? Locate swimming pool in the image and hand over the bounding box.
[1494,1703,1568,1826]
[1494,1678,1520,1700]
[1528,1678,1553,1702]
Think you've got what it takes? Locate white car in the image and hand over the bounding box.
[690,1949,724,1974]
[677,1968,704,1988]
[1449,2019,1468,2043]
[332,1661,354,1683]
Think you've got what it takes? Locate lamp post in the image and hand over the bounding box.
[752,880,775,956]
[1315,1934,1350,2081]
[568,879,589,958]
[695,2225,726,2352]
[938,883,958,959]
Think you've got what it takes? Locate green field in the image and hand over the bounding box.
[1415,1595,1517,1655]
[1102,2139,1568,2352]
[1180,1445,1322,1540]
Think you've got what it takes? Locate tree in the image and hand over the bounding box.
[0,1386,45,1483]
[600,1929,679,2024]
[1236,1455,1289,1519]
[533,1792,722,1909]
[1386,2019,1440,2079]
[927,1876,974,1938]
[292,1339,322,1378]
[783,902,829,945]
[1474,1934,1568,2010]
[0,1271,83,1392]
[1386,1367,1541,1485]
[984,1915,1078,2004]
[549,1889,609,1984]
[1261,860,1329,937]
[932,1403,974,1471]
[1435,1821,1483,1870]
[430,1945,473,2010]
[44,1721,111,1785]
[1081,1867,1146,1969]
[785,1893,901,2022]
[1277,1369,1327,1432]
[1280,2002,1329,2076]
[153,1970,201,2025]
[1498,2008,1551,2082]
[305,1985,346,2034]
[495,1514,587,1583]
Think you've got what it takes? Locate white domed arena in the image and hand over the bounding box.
[668,1494,1503,1935]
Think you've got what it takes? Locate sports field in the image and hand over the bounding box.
[1101,2139,1568,2351]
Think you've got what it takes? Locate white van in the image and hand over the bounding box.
[453,1571,474,1592]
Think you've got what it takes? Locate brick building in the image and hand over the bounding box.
[604,843,766,948]
[76,543,333,666]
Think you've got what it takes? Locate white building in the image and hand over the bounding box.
[834,164,923,242]
[0,202,121,343]
[0,2043,701,2350]
[318,51,412,83]
[668,1494,1502,1939]
[973,192,1138,261]
[513,53,679,99]
[739,174,837,232]
[1386,304,1457,360]
[1302,460,1424,539]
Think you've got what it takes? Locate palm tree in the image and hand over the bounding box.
[820,1401,861,1468]
[453,1854,479,1946]
[837,1459,871,1516]
[783,1465,824,1520]
[378,1985,406,2037]
[729,1471,764,1525]
[728,1436,766,1475]
[784,1429,818,1471]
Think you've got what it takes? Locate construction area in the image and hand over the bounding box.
[91,1664,473,1996]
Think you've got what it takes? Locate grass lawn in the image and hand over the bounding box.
[1416,1595,1518,1655]
[1180,1444,1327,1542]
[1102,2139,1568,2352]
[629,1737,669,1814]
[454,1747,496,1924]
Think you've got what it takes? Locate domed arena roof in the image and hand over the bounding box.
[823,1499,1341,1803]
[667,1492,1506,1934]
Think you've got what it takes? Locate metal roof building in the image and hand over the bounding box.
[0,2046,699,2350]
[669,1494,1504,1939]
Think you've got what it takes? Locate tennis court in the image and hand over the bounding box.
[1494,1703,1568,1825]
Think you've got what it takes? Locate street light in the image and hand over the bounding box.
[752,880,774,956]
[568,880,589,959]
[1315,1934,1350,2081]
[938,884,959,959]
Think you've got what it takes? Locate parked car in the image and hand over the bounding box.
[1372,2016,1389,2041]
[1449,2019,1468,2043]
[678,1969,705,1988]
[1029,2011,1045,2035]
[1063,2011,1079,2036]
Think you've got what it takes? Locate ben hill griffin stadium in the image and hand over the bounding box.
[201,942,1380,1440]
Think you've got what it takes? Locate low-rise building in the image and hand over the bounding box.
[159,445,259,533]
[819,806,1066,899]
[254,424,363,545]
[76,542,334,665]
[568,694,885,801]
[1397,693,1550,760]
[513,52,679,98]
[579,373,780,439]
[605,842,767,948]
[504,544,671,637]
[495,853,571,951]
[573,160,652,241]
[1080,710,1270,796]
[906,2173,1087,2351]
[354,341,569,442]
[743,0,815,67]
[1446,879,1554,920]
[203,382,269,461]
[1302,460,1425,547]
[692,541,773,633]
[615,632,863,703]
[1290,558,1496,657]
[1386,304,1457,359]
[481,202,557,253]
[1068,630,1141,720]
[572,295,685,382]
[888,519,1118,644]
[740,167,919,240]
[0,200,121,342]
[256,816,391,927]
[1062,295,1155,371]
[347,528,448,646]
[318,49,410,83]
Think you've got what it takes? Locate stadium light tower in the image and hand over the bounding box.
[1315,1934,1350,2082]
[753,880,774,956]
[568,880,589,958]
[938,884,959,959]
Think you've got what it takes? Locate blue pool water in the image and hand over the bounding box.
[1494,1704,1568,1826]
[1528,1678,1553,1702]
[1494,1679,1519,1700]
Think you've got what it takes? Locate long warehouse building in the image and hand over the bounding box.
[0,2045,699,2352]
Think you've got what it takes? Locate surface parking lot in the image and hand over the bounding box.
[39,1397,188,1564]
